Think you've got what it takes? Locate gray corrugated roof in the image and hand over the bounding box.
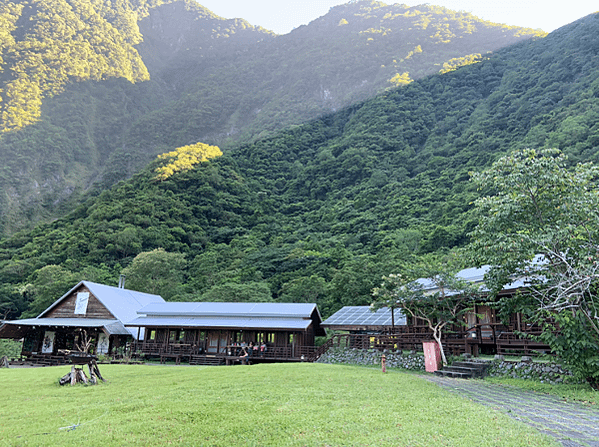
[126,316,313,330]
[416,256,546,294]
[137,302,319,319]
[1,318,131,335]
[37,281,165,338]
[322,306,406,327]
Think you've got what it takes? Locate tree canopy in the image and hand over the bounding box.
[469,148,599,388]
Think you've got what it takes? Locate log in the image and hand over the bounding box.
[91,360,106,382]
[88,362,97,385]
[59,366,90,386]
[59,361,104,386]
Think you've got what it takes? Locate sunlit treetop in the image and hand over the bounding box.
[154,142,222,180]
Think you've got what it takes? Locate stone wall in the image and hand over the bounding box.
[316,348,425,371]
[487,359,573,384]
[317,347,575,384]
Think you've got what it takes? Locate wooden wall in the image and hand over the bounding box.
[45,286,115,319]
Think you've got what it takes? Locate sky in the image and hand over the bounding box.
[197,0,598,35]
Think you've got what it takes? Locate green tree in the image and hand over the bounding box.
[469,148,599,389]
[121,248,187,300]
[372,268,480,365]
[279,275,327,304]
[199,282,273,302]
[20,265,79,318]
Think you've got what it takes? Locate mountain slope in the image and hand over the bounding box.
[1,12,598,319]
[0,0,543,236]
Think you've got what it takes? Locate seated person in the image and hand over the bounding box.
[239,348,249,365]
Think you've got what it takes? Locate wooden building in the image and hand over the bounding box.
[127,302,326,365]
[322,265,551,357]
[0,281,165,364]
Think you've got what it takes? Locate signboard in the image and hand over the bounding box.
[42,331,55,354]
[97,333,109,355]
[74,292,90,315]
[423,341,442,372]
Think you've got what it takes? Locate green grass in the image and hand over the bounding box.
[0,363,558,447]
[485,376,598,405]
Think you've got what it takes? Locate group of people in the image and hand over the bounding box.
[232,342,267,365]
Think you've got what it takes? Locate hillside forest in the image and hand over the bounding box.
[0,2,598,322]
[0,0,544,235]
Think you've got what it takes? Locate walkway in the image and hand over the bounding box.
[425,375,599,447]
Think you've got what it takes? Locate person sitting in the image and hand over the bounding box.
[239,348,249,365]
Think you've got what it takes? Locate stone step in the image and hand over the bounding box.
[445,365,480,374]
[434,370,473,379]
[452,361,490,370]
[434,360,491,379]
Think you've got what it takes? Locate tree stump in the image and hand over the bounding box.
[0,355,9,368]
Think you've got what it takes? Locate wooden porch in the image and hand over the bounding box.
[131,340,318,365]
[311,324,552,362]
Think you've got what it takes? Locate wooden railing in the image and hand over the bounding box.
[131,341,316,362]
[130,326,553,363]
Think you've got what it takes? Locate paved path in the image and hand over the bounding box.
[424,375,599,447]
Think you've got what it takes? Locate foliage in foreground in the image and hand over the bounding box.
[0,363,556,447]
[470,148,599,389]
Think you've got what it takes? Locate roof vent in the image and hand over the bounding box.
[118,274,126,289]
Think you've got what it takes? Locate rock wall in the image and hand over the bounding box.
[317,347,575,384]
[487,360,573,384]
[316,348,425,371]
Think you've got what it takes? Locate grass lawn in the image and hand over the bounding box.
[484,376,598,405]
[0,363,557,447]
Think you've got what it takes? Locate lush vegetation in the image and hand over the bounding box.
[469,149,599,389]
[0,363,557,446]
[372,267,482,365]
[0,0,544,235]
[0,12,598,321]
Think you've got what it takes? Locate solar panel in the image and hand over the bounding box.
[323,306,406,327]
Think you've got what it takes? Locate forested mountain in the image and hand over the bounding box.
[0,0,543,235]
[1,11,598,321]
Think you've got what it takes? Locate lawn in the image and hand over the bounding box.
[485,376,599,405]
[0,363,557,447]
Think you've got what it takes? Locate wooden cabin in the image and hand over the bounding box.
[322,265,551,357]
[127,302,326,365]
[0,281,165,365]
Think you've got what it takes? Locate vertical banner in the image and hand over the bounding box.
[97,333,109,355]
[74,292,90,315]
[42,331,55,354]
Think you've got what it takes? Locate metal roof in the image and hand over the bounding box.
[126,316,313,330]
[37,281,165,338]
[416,256,547,295]
[137,302,320,319]
[129,302,322,332]
[0,318,131,336]
[322,306,406,328]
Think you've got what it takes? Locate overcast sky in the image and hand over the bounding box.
[197,0,598,35]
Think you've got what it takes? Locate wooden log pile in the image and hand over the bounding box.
[59,360,106,386]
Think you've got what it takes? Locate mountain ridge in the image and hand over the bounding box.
[1,11,598,319]
[0,0,544,235]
